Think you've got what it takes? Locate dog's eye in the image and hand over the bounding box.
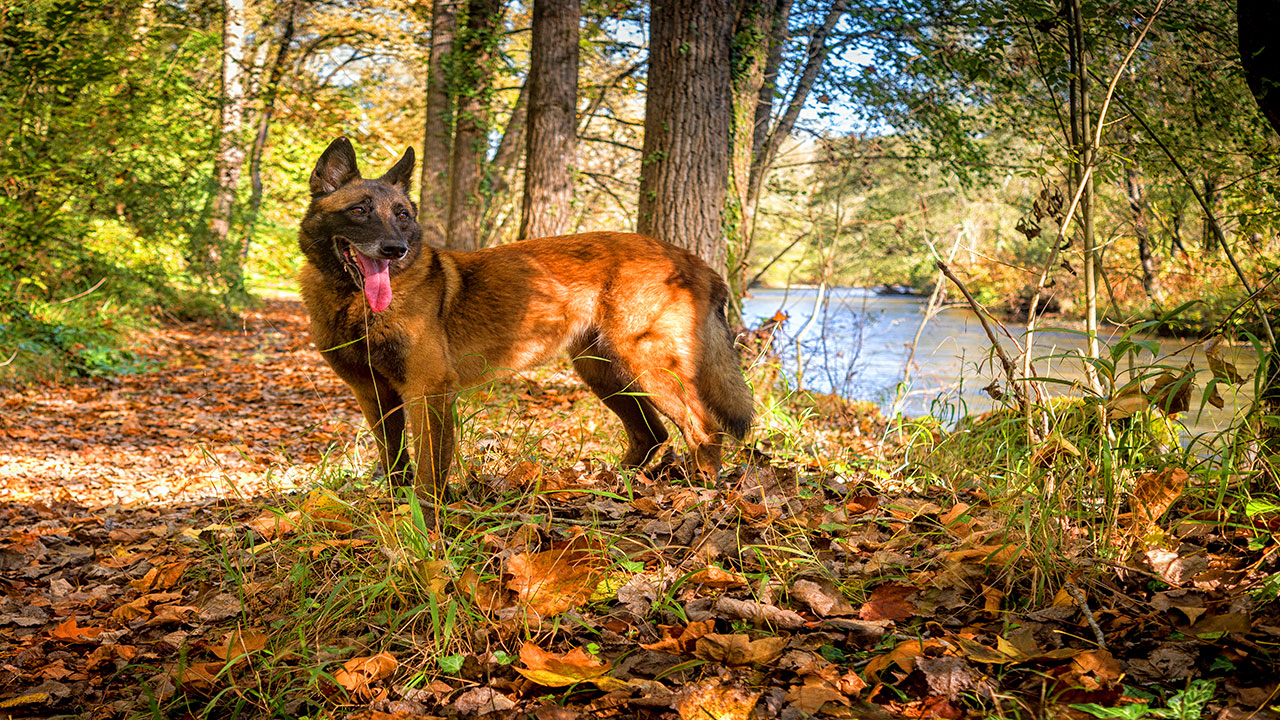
[350,206,367,216]
[396,209,411,221]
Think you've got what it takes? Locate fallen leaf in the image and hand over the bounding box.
[693,634,787,665]
[689,565,747,589]
[507,532,607,618]
[515,642,627,690]
[454,686,516,715]
[333,652,397,702]
[641,620,716,655]
[212,628,267,663]
[791,578,856,617]
[678,679,760,720]
[49,616,106,642]
[858,583,916,621]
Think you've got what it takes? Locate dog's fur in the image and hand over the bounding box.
[298,137,754,497]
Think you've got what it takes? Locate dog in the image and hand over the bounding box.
[297,137,754,497]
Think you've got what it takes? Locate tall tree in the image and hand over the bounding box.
[193,0,249,295]
[241,0,303,259]
[420,0,461,248]
[446,0,506,252]
[726,0,782,319]
[638,0,734,272]
[518,0,579,240]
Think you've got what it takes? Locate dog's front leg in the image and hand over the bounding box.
[348,374,413,486]
[407,388,456,499]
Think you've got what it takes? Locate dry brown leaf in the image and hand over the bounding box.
[784,679,849,714]
[1130,467,1189,528]
[678,679,761,720]
[641,620,716,655]
[1205,339,1246,384]
[713,596,806,629]
[791,578,856,617]
[858,583,916,622]
[506,532,606,619]
[177,660,226,690]
[864,638,947,680]
[333,652,397,702]
[688,565,747,589]
[300,487,350,532]
[1150,363,1194,415]
[454,686,516,715]
[246,510,300,541]
[693,633,787,666]
[212,628,267,663]
[458,567,512,615]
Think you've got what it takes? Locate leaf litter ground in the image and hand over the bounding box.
[1,299,1278,719]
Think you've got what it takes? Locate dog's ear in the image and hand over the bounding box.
[310,137,361,196]
[379,147,415,195]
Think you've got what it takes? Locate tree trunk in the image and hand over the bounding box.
[420,0,461,248]
[241,0,301,260]
[1124,164,1159,300]
[725,0,778,324]
[638,0,734,273]
[194,0,249,296]
[446,0,505,252]
[480,80,530,248]
[1201,173,1219,254]
[519,0,579,241]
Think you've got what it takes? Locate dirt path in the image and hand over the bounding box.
[0,299,363,507]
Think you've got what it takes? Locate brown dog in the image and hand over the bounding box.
[298,137,754,497]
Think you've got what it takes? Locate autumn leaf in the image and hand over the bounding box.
[212,628,267,663]
[678,679,761,720]
[693,633,788,666]
[641,620,716,655]
[300,487,350,532]
[506,532,607,618]
[688,564,747,589]
[245,510,300,541]
[333,652,397,702]
[514,642,628,691]
[858,583,916,621]
[49,616,106,642]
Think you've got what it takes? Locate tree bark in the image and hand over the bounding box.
[420,0,461,248]
[751,0,791,165]
[638,0,734,273]
[1124,164,1159,300]
[519,0,579,240]
[446,0,505,252]
[195,0,249,294]
[726,0,778,323]
[241,0,301,260]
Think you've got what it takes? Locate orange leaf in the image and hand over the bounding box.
[50,617,106,642]
[333,652,397,702]
[688,565,747,589]
[506,532,606,618]
[514,643,624,690]
[640,620,716,655]
[212,629,268,663]
[678,679,761,720]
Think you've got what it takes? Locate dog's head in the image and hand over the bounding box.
[299,137,421,313]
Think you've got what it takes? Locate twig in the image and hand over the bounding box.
[936,260,1029,416]
[1064,579,1107,649]
[56,277,107,304]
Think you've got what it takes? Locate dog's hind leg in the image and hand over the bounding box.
[570,336,670,468]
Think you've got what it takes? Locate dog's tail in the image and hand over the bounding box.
[699,281,755,439]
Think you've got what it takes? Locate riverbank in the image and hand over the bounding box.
[1,298,1275,718]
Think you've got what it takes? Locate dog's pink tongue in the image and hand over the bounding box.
[354,253,393,312]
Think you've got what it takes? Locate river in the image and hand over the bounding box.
[741,287,1258,436]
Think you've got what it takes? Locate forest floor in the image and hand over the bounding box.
[1,299,1278,720]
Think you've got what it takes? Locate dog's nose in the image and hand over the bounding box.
[380,242,408,259]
